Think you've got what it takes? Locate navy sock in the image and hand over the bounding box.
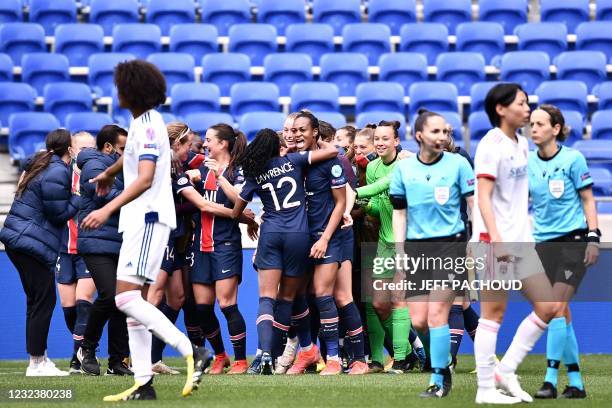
[221,304,247,361]
[183,298,204,346]
[62,306,77,335]
[338,302,365,362]
[449,304,465,361]
[73,300,92,354]
[151,302,179,362]
[384,333,394,358]
[316,296,339,358]
[196,304,225,355]
[257,297,275,354]
[463,305,479,341]
[308,295,321,345]
[291,295,312,348]
[273,299,292,360]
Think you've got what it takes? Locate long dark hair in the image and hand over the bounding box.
[208,123,247,181]
[536,104,568,142]
[240,128,280,179]
[16,128,71,197]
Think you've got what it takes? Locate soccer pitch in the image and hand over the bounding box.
[0,355,609,407]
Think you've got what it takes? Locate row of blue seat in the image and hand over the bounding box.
[4,0,612,36]
[2,21,612,67]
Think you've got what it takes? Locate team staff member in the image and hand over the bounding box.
[0,129,80,376]
[390,110,475,398]
[528,105,598,399]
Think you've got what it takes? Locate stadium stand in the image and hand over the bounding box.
[29,0,77,35]
[146,52,196,94]
[576,21,612,59]
[256,0,306,36]
[200,0,251,37]
[0,0,22,25]
[597,82,612,110]
[89,0,140,36]
[186,112,235,134]
[423,0,472,35]
[478,0,528,35]
[201,53,251,97]
[378,52,428,94]
[591,110,612,140]
[312,0,361,35]
[499,51,550,95]
[9,112,60,162]
[112,24,162,60]
[263,53,313,96]
[43,82,92,126]
[540,0,589,34]
[0,23,46,65]
[171,83,221,118]
[65,112,113,135]
[230,82,280,119]
[435,52,486,96]
[145,0,196,36]
[285,23,334,65]
[228,24,277,66]
[399,23,449,65]
[342,23,391,65]
[515,22,568,61]
[535,81,589,116]
[316,111,347,129]
[0,82,35,125]
[319,53,369,97]
[455,22,505,65]
[367,0,417,36]
[21,53,70,96]
[55,24,104,67]
[169,24,218,62]
[0,54,13,82]
[239,111,285,140]
[88,53,135,97]
[355,82,405,114]
[290,82,340,113]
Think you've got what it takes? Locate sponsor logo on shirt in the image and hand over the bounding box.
[146,127,155,141]
[581,172,591,181]
[467,178,475,186]
[509,165,527,179]
[144,143,157,149]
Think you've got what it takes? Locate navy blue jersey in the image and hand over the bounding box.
[194,166,244,251]
[60,163,80,254]
[171,170,194,238]
[305,157,347,235]
[240,152,311,233]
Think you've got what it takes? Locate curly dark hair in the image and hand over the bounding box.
[114,60,166,112]
[239,128,280,179]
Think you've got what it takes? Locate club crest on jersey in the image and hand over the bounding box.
[434,186,450,205]
[146,127,155,141]
[549,179,564,199]
[331,164,342,178]
[177,176,188,186]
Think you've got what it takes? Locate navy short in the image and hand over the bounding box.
[160,236,186,275]
[191,242,243,285]
[255,231,310,277]
[536,229,588,290]
[340,228,354,263]
[310,231,344,266]
[55,253,90,284]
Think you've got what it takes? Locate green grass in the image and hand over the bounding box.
[0,355,609,407]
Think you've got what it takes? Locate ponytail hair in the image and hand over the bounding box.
[377,120,401,139]
[167,121,194,176]
[536,104,569,142]
[413,109,443,135]
[16,128,71,197]
[208,123,247,181]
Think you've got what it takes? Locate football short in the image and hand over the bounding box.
[55,253,90,284]
[340,227,354,263]
[190,242,243,285]
[117,221,171,285]
[310,231,344,266]
[255,231,310,277]
[471,241,545,283]
[160,236,186,275]
[536,229,588,290]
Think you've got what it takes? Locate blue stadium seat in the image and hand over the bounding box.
[55,24,104,67]
[400,139,419,153]
[230,82,279,118]
[470,82,499,112]
[561,110,584,143]
[185,112,234,134]
[169,24,218,62]
[90,0,140,36]
[455,22,505,64]
[88,52,135,97]
[368,0,416,36]
[112,24,162,60]
[111,88,131,127]
[263,53,313,96]
[228,24,277,66]
[540,0,589,34]
[536,81,588,116]
[479,0,527,35]
[0,23,46,65]
[500,51,550,95]
[436,52,485,96]
[597,0,612,20]
[43,82,92,126]
[399,23,449,65]
[201,53,251,97]
[239,111,285,140]
[315,112,347,129]
[423,0,472,35]
[29,0,76,35]
[146,0,196,36]
[0,54,13,81]
[597,82,612,110]
[9,112,60,162]
[468,110,492,140]
[355,82,404,114]
[409,82,458,116]
[200,0,251,36]
[440,111,462,137]
[290,81,339,112]
[0,82,35,124]
[378,53,428,94]
[556,51,607,93]
[257,0,306,35]
[312,0,361,35]
[591,110,612,139]
[22,53,70,95]
[515,23,567,61]
[171,82,220,118]
[576,22,612,61]
[320,53,369,97]
[571,140,612,172]
[356,111,406,139]
[161,113,177,123]
[0,0,22,24]
[65,112,113,135]
[147,53,195,94]
[597,201,612,214]
[342,23,391,65]
[285,23,334,65]
[589,167,612,196]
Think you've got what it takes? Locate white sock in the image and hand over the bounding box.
[499,312,547,375]
[29,355,44,368]
[475,318,500,390]
[116,291,192,357]
[302,343,313,352]
[255,348,262,357]
[412,336,424,349]
[127,317,153,384]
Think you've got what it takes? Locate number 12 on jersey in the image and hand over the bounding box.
[261,176,300,211]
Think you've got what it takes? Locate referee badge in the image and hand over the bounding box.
[434,186,450,205]
[548,179,564,199]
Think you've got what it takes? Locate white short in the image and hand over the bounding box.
[117,222,171,285]
[472,242,545,282]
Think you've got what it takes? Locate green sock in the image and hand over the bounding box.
[392,307,411,360]
[366,302,385,364]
